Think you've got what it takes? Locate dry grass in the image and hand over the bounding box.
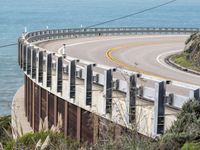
[172,52,200,72]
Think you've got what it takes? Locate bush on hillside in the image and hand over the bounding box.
[3,100,200,150]
[159,100,200,149]
[5,131,81,150]
[0,115,12,147]
[184,32,200,67]
[182,142,200,150]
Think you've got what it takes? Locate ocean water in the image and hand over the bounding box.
[0,0,200,115]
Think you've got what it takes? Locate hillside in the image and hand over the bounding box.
[184,32,200,67]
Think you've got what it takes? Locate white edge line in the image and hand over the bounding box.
[156,49,200,89]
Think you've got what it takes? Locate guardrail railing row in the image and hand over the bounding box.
[24,27,200,41]
[19,27,200,137]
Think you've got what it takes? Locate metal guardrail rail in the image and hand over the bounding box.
[18,27,200,136]
[24,27,200,42]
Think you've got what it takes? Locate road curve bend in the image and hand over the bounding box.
[37,35,200,86]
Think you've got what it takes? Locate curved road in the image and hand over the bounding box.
[37,35,200,87]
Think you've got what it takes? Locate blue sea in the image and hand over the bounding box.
[0,0,199,115]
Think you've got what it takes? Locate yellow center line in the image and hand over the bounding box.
[105,40,184,81]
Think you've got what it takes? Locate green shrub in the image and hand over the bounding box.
[159,100,200,149]
[5,131,81,150]
[3,100,200,150]
[0,115,12,147]
[172,52,200,71]
[173,53,192,68]
[182,142,200,150]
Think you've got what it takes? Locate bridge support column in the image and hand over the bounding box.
[93,115,99,143]
[32,82,35,129]
[24,75,27,117]
[153,81,166,137]
[46,91,49,120]
[38,86,41,124]
[54,96,57,126]
[115,125,122,141]
[76,107,81,141]
[64,101,68,137]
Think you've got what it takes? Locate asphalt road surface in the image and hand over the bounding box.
[37,35,200,89]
